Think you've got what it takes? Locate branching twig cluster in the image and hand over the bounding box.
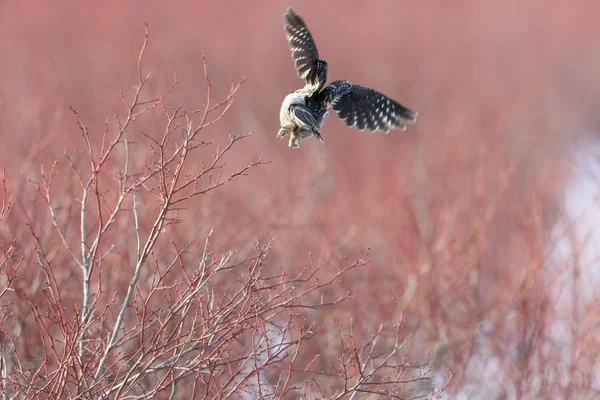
[326,320,430,400]
[0,174,22,399]
[0,26,437,400]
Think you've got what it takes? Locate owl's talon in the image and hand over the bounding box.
[277,128,291,140]
[289,136,300,149]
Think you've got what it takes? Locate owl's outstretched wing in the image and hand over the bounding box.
[284,8,328,93]
[330,82,418,133]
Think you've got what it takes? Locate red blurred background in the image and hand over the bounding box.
[2,0,600,397]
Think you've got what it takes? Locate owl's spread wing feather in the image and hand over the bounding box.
[284,8,328,93]
[331,83,418,133]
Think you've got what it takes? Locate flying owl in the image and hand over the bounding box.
[278,7,418,149]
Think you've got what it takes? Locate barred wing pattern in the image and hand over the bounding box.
[291,106,324,142]
[284,7,328,92]
[331,83,418,133]
[291,106,320,132]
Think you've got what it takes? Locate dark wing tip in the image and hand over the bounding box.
[285,8,311,38]
[284,7,301,25]
[388,95,418,125]
[403,108,418,123]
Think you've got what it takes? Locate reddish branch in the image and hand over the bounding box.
[0,25,440,400]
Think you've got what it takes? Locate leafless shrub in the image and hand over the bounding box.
[0,26,438,399]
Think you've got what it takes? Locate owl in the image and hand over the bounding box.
[278,7,418,149]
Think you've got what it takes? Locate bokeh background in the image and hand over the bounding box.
[3,0,600,397]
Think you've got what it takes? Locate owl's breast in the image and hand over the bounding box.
[280,92,306,123]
